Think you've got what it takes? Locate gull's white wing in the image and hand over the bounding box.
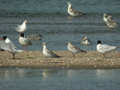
[16,22,26,32]
[1,41,23,53]
[99,44,116,52]
[16,25,20,31]
[16,25,25,32]
[1,41,16,52]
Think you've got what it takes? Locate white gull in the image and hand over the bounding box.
[16,20,27,33]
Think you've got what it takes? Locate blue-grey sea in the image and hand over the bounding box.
[0,0,120,90]
[0,68,120,90]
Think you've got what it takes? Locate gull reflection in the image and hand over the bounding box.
[41,69,59,80]
[95,69,114,80]
[0,68,25,80]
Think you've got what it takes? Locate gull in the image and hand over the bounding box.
[103,13,118,29]
[97,40,117,57]
[106,15,118,29]
[27,34,42,41]
[67,2,86,17]
[67,42,87,57]
[18,33,32,49]
[42,42,60,58]
[16,20,27,33]
[0,36,23,59]
[80,36,91,45]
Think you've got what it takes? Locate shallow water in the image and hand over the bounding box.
[0,0,120,51]
[0,15,120,51]
[0,68,120,90]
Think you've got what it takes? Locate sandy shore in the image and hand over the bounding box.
[0,51,120,69]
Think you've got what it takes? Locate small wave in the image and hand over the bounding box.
[0,10,120,17]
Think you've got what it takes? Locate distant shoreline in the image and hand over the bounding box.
[0,51,120,69]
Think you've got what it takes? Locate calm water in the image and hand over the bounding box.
[0,68,120,90]
[0,0,120,89]
[0,0,120,51]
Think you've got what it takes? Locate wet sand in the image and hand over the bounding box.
[0,51,120,69]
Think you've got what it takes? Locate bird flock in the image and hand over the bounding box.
[0,2,119,59]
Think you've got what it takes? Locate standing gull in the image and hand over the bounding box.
[67,2,86,17]
[42,42,59,58]
[97,40,117,57]
[18,33,32,49]
[80,36,91,45]
[67,42,87,57]
[16,20,27,33]
[0,36,23,59]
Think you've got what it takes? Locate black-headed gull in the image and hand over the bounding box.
[67,42,87,57]
[97,40,117,57]
[18,33,32,49]
[0,36,23,59]
[42,42,60,58]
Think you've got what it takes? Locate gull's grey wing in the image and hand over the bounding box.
[72,8,86,15]
[27,34,42,40]
[0,41,16,52]
[49,50,59,57]
[24,38,32,45]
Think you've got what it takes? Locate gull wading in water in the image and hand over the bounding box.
[18,33,32,49]
[97,40,117,57]
[103,13,109,23]
[67,42,87,57]
[67,2,86,17]
[16,20,27,33]
[42,42,60,58]
[80,36,91,45]
[103,13,118,29]
[27,33,42,41]
[0,36,23,59]
[106,15,118,29]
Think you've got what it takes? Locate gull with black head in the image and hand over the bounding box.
[0,36,23,59]
[18,33,32,49]
[97,40,117,57]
